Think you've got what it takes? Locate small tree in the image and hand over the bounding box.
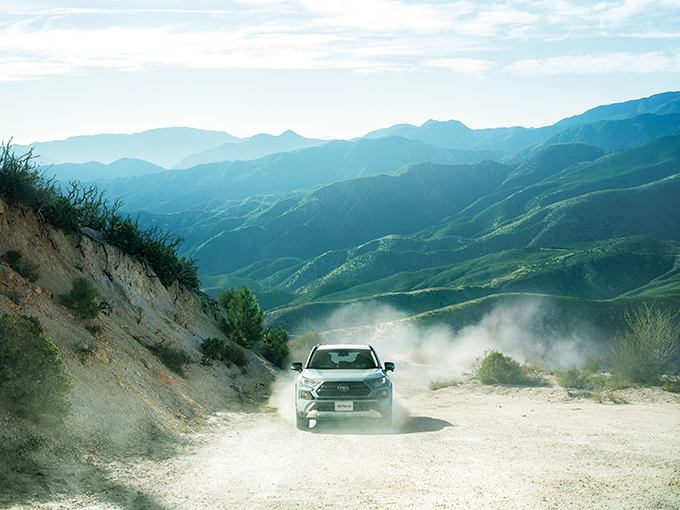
[259,326,290,368]
[60,277,99,320]
[219,287,264,349]
[608,304,680,384]
[0,314,73,425]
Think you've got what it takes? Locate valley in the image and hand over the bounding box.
[18,91,679,342]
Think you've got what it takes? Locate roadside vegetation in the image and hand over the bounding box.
[429,378,461,391]
[475,350,548,386]
[148,342,193,377]
[59,277,100,320]
[1,250,40,283]
[553,305,680,398]
[199,286,291,369]
[0,314,73,425]
[0,141,199,290]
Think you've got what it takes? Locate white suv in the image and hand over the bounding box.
[290,344,395,430]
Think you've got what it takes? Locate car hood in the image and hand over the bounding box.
[301,368,385,382]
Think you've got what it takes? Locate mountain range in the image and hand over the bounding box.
[14,127,240,168]
[172,130,329,169]
[11,90,680,337]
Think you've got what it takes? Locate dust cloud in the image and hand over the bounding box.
[270,297,601,426]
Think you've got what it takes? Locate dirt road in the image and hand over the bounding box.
[29,368,680,510]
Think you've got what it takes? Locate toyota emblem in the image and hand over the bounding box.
[337,384,350,392]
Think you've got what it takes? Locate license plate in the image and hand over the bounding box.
[335,401,353,412]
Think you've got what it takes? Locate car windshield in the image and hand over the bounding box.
[308,349,378,370]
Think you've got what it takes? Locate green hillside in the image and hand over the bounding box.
[255,133,680,336]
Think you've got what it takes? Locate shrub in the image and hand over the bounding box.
[199,337,247,367]
[223,343,248,367]
[555,367,592,389]
[60,278,99,320]
[0,313,73,425]
[661,377,680,393]
[84,324,104,336]
[0,142,53,208]
[259,326,290,368]
[429,378,460,391]
[477,350,544,386]
[608,304,680,385]
[1,250,40,282]
[149,343,192,377]
[555,355,605,390]
[200,337,226,366]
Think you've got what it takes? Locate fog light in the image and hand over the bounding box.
[299,390,313,400]
[378,390,388,397]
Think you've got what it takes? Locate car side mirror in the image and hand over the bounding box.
[384,362,395,372]
[290,362,303,372]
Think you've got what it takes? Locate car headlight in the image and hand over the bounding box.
[368,376,387,388]
[300,377,320,388]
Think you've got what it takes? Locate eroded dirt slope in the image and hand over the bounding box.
[0,199,276,508]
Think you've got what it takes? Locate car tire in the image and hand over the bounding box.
[380,412,392,428]
[296,414,310,430]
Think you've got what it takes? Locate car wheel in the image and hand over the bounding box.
[296,414,310,430]
[380,412,392,428]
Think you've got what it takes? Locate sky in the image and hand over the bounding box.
[2,0,679,144]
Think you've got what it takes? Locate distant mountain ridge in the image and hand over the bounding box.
[503,113,680,163]
[47,158,167,182]
[97,136,505,213]
[363,91,680,154]
[173,130,329,168]
[13,127,241,168]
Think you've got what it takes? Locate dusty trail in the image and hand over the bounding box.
[37,368,680,510]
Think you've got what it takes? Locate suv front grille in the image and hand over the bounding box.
[317,381,371,397]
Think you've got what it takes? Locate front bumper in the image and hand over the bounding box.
[306,409,383,419]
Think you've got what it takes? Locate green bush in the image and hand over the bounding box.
[608,304,680,385]
[0,142,53,208]
[149,343,192,377]
[223,343,248,367]
[477,350,545,386]
[200,337,226,366]
[200,337,247,367]
[661,377,680,393]
[0,314,73,425]
[555,355,605,390]
[104,215,200,290]
[1,250,40,282]
[259,326,290,368]
[555,367,591,389]
[60,278,99,320]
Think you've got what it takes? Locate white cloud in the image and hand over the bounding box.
[1,0,679,80]
[508,51,680,75]
[425,57,495,76]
